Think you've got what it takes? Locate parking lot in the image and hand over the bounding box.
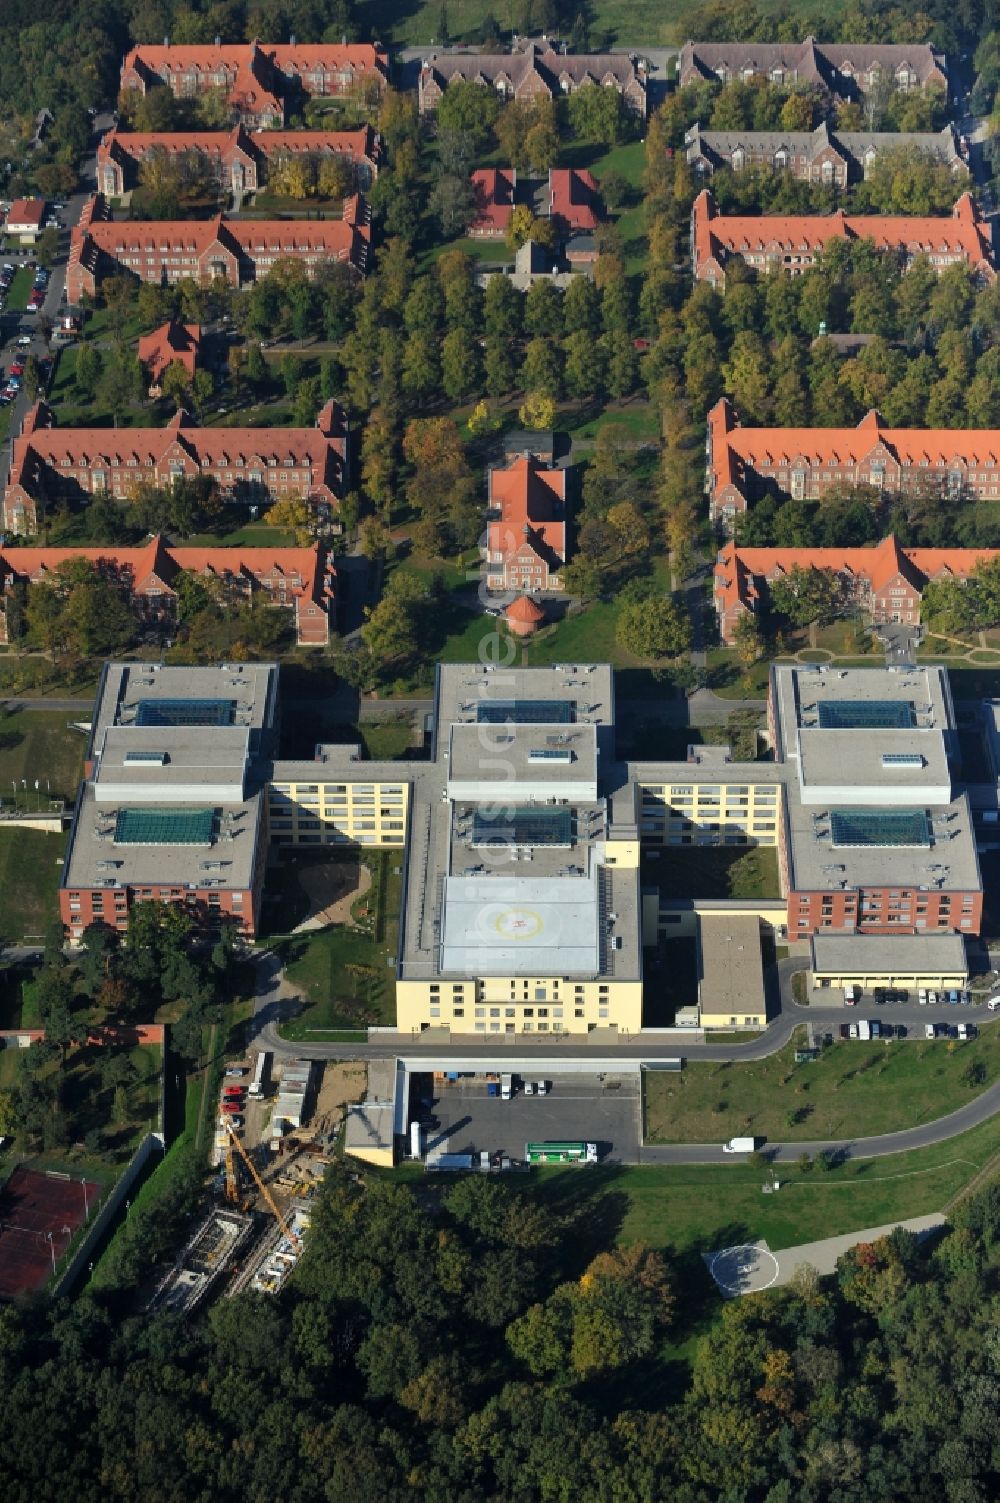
[420,1071,642,1164]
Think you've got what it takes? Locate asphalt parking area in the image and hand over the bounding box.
[424,1072,641,1163]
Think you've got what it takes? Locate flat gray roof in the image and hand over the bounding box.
[95,725,250,795]
[811,932,968,971]
[440,871,601,976]
[698,913,765,1016]
[62,784,263,893]
[771,663,954,764]
[447,721,597,788]
[434,662,615,741]
[784,782,980,894]
[91,661,278,747]
[797,726,951,799]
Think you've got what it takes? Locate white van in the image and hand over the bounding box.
[988,997,1000,1012]
[925,1023,936,1039]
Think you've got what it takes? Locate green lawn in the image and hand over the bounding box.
[525,1093,1000,1260]
[369,0,819,46]
[6,266,33,312]
[646,1026,1000,1144]
[48,341,78,399]
[643,843,780,901]
[267,850,402,1031]
[0,829,65,943]
[180,524,300,547]
[424,235,512,266]
[564,401,659,444]
[80,303,146,345]
[706,648,774,698]
[0,708,86,803]
[360,716,417,761]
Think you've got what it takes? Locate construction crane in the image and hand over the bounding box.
[222,1119,302,1252]
[223,1135,248,1210]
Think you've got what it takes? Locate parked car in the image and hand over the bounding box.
[523,1082,535,1096]
[839,1023,850,1040]
[957,1023,970,1040]
[918,989,928,1004]
[224,1067,248,1078]
[925,1023,937,1039]
[220,1114,244,1130]
[848,1022,859,1038]
[221,1101,243,1115]
[536,1080,549,1095]
[927,990,939,1004]
[15,335,30,346]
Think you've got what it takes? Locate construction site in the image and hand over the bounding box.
[150,1054,367,1314]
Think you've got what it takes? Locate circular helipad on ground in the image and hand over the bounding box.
[708,1241,781,1297]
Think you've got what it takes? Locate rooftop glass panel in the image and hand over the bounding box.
[135,698,235,727]
[115,808,218,845]
[817,699,914,729]
[830,808,931,848]
[470,806,574,847]
[477,699,573,724]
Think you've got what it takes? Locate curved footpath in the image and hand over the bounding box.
[249,953,1000,1166]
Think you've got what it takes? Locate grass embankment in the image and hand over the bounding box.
[0,708,86,801]
[0,829,66,942]
[529,1102,1000,1258]
[645,1028,1000,1144]
[268,850,402,1033]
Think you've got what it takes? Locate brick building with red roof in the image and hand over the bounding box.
[96,124,383,199]
[714,534,1000,642]
[547,168,601,236]
[137,319,201,395]
[707,398,1000,528]
[3,400,348,535]
[469,168,516,236]
[692,189,995,286]
[66,194,369,301]
[484,454,567,593]
[119,41,388,127]
[0,536,335,646]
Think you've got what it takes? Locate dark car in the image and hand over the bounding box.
[839,1023,850,1040]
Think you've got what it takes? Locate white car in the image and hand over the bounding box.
[523,1082,535,1096]
[927,990,938,1004]
[918,989,927,1005]
[16,335,30,346]
[988,997,1000,1012]
[536,1080,549,1095]
[925,1024,936,1039]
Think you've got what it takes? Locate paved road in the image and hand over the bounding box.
[248,946,1000,1163]
[1,109,114,495]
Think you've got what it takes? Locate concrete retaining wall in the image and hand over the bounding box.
[53,1130,164,1297]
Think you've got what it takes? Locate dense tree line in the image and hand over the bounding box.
[2,1167,1000,1500]
[0,907,238,1156]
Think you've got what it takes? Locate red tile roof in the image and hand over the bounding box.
[506,593,546,622]
[6,401,348,515]
[488,455,566,570]
[470,167,515,233]
[714,534,1000,638]
[0,536,334,644]
[693,189,994,280]
[548,168,600,232]
[7,198,45,228]
[712,399,1000,470]
[137,320,201,386]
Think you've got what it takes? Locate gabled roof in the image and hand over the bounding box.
[7,402,348,502]
[470,167,515,232]
[488,455,566,568]
[548,167,600,231]
[7,198,45,227]
[0,536,328,594]
[715,534,1000,624]
[137,320,201,384]
[692,189,992,279]
[711,399,1000,470]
